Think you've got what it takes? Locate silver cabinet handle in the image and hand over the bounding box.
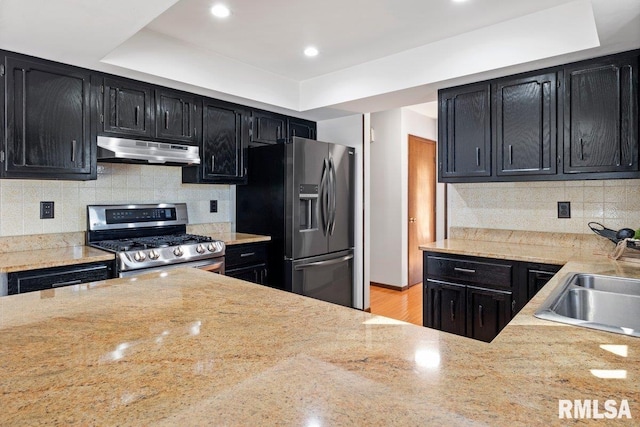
[476,147,480,166]
[52,279,82,288]
[135,106,140,126]
[579,138,584,160]
[450,300,455,322]
[240,252,256,257]
[211,155,215,171]
[508,144,513,165]
[454,267,476,274]
[71,140,76,163]
[479,304,484,328]
[165,111,169,129]
[294,254,353,270]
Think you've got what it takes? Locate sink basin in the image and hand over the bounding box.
[534,273,640,337]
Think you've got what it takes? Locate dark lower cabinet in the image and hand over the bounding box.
[520,262,562,302]
[467,286,511,343]
[2,54,94,180]
[8,260,114,295]
[225,242,269,286]
[424,279,466,336]
[423,252,561,342]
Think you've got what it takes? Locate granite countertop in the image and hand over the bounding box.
[0,246,115,273]
[1,267,638,425]
[0,233,270,273]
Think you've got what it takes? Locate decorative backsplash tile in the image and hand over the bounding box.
[448,179,640,235]
[0,164,232,237]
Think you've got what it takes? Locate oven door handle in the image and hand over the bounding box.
[199,260,225,273]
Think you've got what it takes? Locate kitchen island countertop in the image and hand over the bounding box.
[1,265,638,425]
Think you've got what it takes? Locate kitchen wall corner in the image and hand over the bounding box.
[0,164,232,237]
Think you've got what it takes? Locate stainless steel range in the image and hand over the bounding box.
[87,203,225,277]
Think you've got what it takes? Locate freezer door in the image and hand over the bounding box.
[288,250,353,308]
[328,144,355,253]
[290,137,330,259]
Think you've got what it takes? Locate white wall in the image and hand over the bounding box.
[369,108,438,289]
[0,164,231,236]
[317,114,366,310]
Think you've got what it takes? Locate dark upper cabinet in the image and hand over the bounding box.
[563,55,639,174]
[466,286,511,343]
[2,54,94,180]
[438,83,491,179]
[250,110,287,146]
[288,117,316,140]
[494,72,558,176]
[96,76,153,138]
[182,99,248,184]
[155,88,201,145]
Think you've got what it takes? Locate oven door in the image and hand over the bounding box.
[119,258,225,278]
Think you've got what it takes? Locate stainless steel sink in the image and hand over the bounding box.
[534,273,640,337]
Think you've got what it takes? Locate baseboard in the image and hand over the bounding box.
[370,281,408,291]
[363,307,371,313]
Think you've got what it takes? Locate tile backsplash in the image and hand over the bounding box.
[0,164,231,237]
[448,179,640,234]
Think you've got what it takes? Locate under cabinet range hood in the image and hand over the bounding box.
[97,136,200,165]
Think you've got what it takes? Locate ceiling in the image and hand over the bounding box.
[1,0,639,120]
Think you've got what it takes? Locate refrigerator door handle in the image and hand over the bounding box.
[294,254,354,270]
[328,157,337,234]
[318,158,330,235]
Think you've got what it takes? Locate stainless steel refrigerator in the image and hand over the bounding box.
[236,137,355,307]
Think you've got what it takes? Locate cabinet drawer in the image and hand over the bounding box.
[225,243,268,269]
[426,254,513,290]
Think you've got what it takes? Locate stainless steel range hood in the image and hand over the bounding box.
[97,136,200,165]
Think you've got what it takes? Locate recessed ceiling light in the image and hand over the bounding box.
[304,46,319,57]
[210,4,231,18]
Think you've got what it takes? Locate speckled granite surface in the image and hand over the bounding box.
[0,231,269,273]
[1,266,638,425]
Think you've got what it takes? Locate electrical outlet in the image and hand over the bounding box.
[210,200,218,213]
[40,201,54,219]
[557,201,571,219]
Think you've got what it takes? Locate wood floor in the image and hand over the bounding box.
[369,284,423,326]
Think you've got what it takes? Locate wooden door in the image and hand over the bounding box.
[250,110,286,145]
[425,280,466,336]
[408,135,436,286]
[100,77,153,138]
[155,88,201,145]
[467,287,512,342]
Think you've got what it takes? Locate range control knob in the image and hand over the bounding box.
[173,246,184,257]
[134,251,146,262]
[148,250,160,260]
[196,244,206,254]
[207,243,218,252]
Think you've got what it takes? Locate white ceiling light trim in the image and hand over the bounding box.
[304,46,319,57]
[299,0,600,111]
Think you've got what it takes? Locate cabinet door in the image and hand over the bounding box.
[251,110,286,145]
[203,100,247,181]
[226,264,267,285]
[438,84,491,179]
[99,77,153,138]
[563,56,639,173]
[522,263,561,301]
[155,89,201,144]
[288,117,316,140]
[494,72,557,176]
[467,287,512,342]
[3,55,93,179]
[425,279,466,337]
